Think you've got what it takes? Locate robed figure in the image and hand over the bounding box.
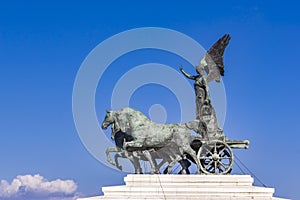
[180,34,231,120]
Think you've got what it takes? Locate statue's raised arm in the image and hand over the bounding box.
[180,67,198,80]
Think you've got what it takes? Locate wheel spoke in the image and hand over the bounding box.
[204,160,214,171]
[207,164,214,172]
[199,156,212,160]
[221,156,231,160]
[223,150,231,157]
[214,161,217,174]
[218,165,224,172]
[214,143,217,154]
[203,146,213,155]
[218,161,228,169]
[207,160,213,166]
[218,146,226,155]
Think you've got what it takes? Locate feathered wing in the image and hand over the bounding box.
[202,34,231,82]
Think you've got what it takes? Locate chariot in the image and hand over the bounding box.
[192,136,249,175]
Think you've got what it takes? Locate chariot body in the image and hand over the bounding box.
[190,99,249,175]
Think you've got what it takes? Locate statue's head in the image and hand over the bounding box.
[196,59,206,76]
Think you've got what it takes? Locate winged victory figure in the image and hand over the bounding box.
[180,34,231,122]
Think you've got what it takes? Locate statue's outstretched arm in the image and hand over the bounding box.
[180,67,197,80]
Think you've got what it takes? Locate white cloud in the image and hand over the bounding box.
[0,174,78,199]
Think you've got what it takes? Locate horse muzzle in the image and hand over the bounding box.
[101,123,108,130]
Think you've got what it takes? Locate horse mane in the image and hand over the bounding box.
[117,107,152,128]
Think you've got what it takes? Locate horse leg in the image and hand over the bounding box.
[154,151,170,174]
[112,148,138,171]
[142,150,159,174]
[159,152,174,174]
[179,159,191,174]
[125,151,143,174]
[160,145,181,174]
[106,147,120,166]
[183,145,202,174]
[132,154,143,174]
[114,152,124,171]
[158,157,171,174]
[160,154,172,174]
[124,139,144,149]
[167,154,182,174]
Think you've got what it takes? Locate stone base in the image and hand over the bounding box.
[78,174,289,200]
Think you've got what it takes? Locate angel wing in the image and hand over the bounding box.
[197,34,231,82]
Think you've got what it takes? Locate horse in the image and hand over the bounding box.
[101,107,202,174]
[105,130,144,174]
[105,128,194,174]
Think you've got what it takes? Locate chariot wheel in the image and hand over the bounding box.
[197,140,234,174]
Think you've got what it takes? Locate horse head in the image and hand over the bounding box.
[102,109,131,140]
[101,110,118,140]
[101,110,114,129]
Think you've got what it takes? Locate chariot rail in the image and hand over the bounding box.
[226,139,250,149]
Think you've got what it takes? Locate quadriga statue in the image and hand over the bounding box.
[101,34,249,175]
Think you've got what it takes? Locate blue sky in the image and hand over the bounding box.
[1,0,300,199]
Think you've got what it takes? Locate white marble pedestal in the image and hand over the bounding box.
[78,174,289,200]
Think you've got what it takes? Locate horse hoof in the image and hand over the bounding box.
[111,161,117,166]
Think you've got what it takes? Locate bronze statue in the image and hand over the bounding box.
[101,34,250,175]
[180,34,231,120]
